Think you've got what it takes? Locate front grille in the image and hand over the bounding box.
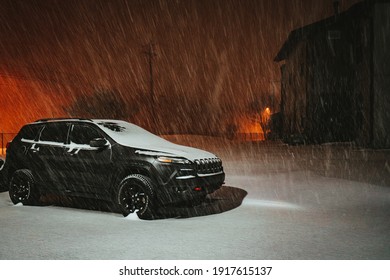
[194,158,223,175]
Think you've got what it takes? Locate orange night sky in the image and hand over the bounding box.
[0,0,361,134]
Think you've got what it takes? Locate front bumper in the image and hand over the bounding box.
[156,171,225,205]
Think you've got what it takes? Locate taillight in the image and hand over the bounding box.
[6,142,11,149]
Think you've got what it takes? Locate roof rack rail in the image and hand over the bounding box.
[34,118,93,123]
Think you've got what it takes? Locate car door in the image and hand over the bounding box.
[63,123,113,197]
[30,122,70,193]
[15,124,43,170]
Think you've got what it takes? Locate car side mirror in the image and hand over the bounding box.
[89,138,109,148]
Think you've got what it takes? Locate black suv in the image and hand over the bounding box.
[0,119,225,219]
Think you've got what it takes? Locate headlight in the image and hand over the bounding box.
[157,156,192,165]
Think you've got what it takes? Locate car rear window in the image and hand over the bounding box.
[19,125,42,140]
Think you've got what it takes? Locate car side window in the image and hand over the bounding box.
[39,123,69,143]
[70,125,102,145]
[19,125,42,140]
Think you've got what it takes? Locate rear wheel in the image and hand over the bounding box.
[0,159,6,192]
[115,174,156,219]
[9,169,40,205]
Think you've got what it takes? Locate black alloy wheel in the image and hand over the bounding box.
[9,169,40,205]
[116,174,155,219]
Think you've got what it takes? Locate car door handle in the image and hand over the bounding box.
[65,149,79,156]
[30,145,40,153]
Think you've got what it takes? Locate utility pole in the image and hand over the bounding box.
[143,41,158,132]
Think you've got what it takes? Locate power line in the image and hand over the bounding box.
[0,65,86,87]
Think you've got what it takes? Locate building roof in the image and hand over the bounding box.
[274,0,378,62]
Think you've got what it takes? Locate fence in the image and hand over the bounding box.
[0,132,17,155]
[235,132,265,141]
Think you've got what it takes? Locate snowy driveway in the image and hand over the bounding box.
[0,139,389,259]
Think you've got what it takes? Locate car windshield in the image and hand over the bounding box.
[94,120,172,148]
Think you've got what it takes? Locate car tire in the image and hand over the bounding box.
[9,169,40,205]
[0,159,6,192]
[115,174,156,219]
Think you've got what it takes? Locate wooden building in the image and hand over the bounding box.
[275,0,390,148]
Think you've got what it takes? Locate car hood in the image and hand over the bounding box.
[133,144,216,161]
[95,120,217,161]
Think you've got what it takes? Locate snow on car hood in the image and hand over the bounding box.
[94,120,216,161]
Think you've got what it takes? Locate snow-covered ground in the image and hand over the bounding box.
[0,137,389,259]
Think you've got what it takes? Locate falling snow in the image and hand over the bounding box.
[0,0,389,261]
[0,0,361,134]
[1,136,390,259]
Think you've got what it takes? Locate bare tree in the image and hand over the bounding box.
[65,88,140,120]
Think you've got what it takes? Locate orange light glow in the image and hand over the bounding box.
[261,107,271,123]
[0,75,71,133]
[235,116,265,141]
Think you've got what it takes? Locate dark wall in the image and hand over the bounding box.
[373,3,390,148]
[307,18,367,144]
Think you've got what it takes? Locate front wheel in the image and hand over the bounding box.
[115,174,156,219]
[9,169,40,205]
